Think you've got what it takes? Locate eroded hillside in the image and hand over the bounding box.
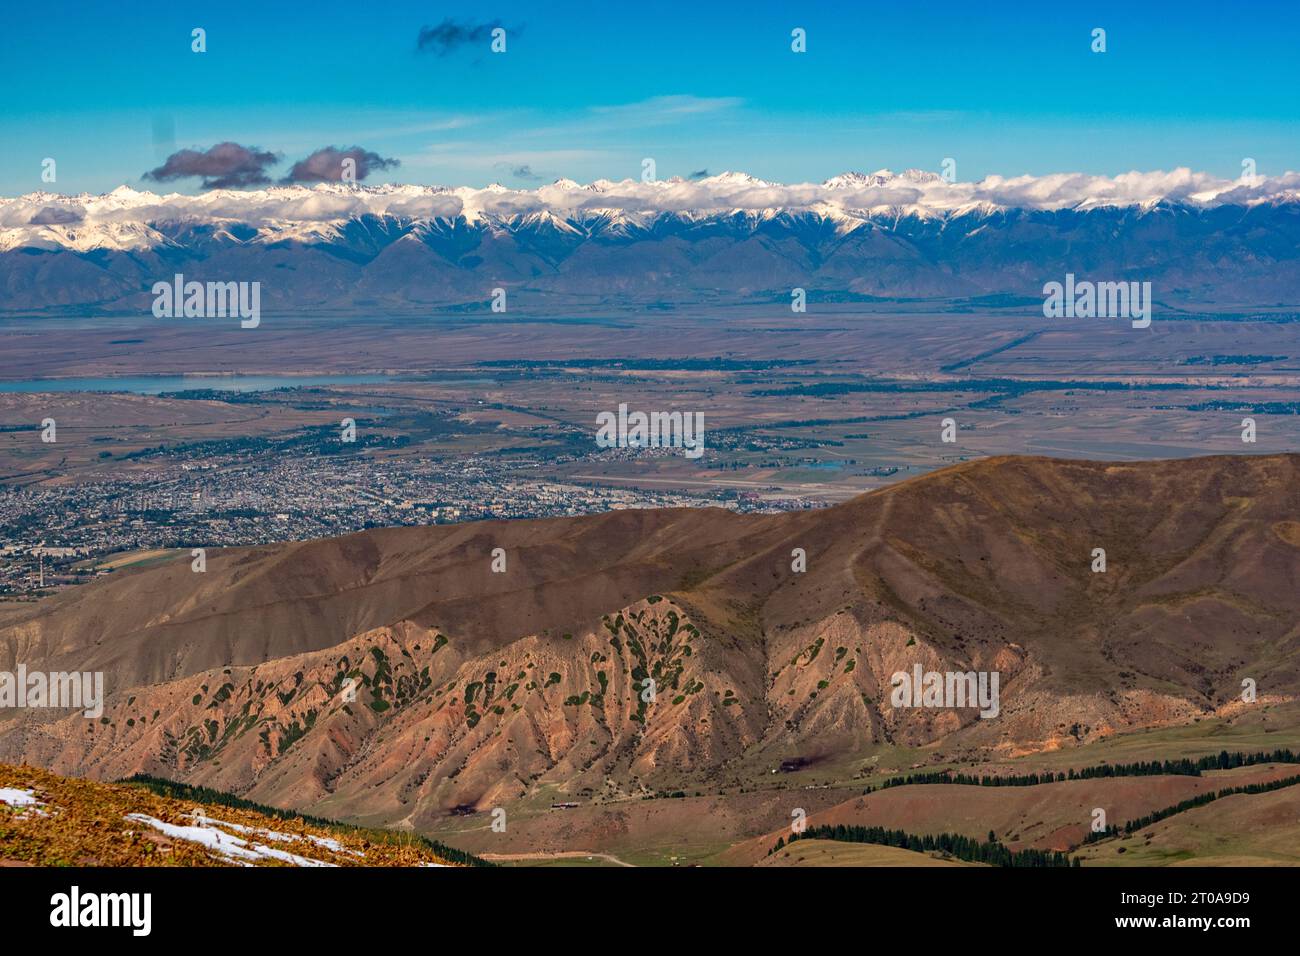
[2,454,1297,830]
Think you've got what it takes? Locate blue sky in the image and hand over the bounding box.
[3,0,1299,195]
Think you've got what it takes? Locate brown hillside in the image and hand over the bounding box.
[2,454,1296,832]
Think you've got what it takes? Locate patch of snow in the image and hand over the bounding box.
[191,812,359,856]
[0,787,47,817]
[0,787,40,807]
[124,813,338,867]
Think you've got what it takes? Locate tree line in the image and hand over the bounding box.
[1083,771,1300,844]
[870,749,1300,792]
[771,824,1077,868]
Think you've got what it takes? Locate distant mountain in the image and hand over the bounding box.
[2,454,1296,828]
[2,170,1299,312]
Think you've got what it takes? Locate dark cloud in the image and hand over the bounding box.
[688,169,710,180]
[493,162,542,182]
[281,146,401,184]
[143,142,279,190]
[29,205,84,225]
[416,18,516,55]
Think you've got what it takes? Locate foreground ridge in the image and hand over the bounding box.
[0,762,486,867]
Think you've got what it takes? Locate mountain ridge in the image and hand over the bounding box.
[2,454,1297,828]
[4,171,1300,311]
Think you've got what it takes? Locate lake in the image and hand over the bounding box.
[0,374,395,395]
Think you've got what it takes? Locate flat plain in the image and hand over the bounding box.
[3,306,1297,503]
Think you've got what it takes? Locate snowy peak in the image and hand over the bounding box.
[823,170,898,189]
[697,170,775,188]
[1,169,1298,253]
[900,168,945,184]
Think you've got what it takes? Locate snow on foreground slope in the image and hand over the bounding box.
[0,763,463,867]
[122,812,370,867]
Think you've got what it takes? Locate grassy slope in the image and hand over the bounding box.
[0,762,478,867]
[1075,786,1300,867]
[758,840,983,867]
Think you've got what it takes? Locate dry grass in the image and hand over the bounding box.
[0,762,462,867]
[758,840,982,867]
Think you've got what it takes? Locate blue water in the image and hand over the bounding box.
[0,374,394,395]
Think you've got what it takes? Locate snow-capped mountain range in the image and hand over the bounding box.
[2,168,1299,312]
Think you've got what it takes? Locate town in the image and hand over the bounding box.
[0,442,812,598]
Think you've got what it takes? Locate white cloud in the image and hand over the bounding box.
[588,95,745,121]
[3,168,1297,251]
